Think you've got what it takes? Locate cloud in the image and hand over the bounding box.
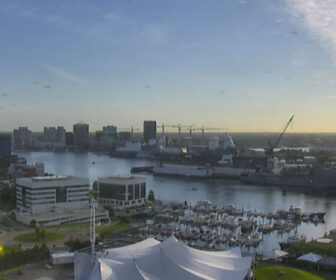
[36,63,85,84]
[1,93,9,97]
[286,0,336,56]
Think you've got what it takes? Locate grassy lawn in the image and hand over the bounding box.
[255,266,324,280]
[0,247,22,257]
[13,230,65,243]
[96,222,129,236]
[49,222,89,231]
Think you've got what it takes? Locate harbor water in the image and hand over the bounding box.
[17,152,336,256]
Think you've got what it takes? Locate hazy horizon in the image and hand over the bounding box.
[1,0,336,132]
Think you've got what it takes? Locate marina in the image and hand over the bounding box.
[16,151,336,255]
[139,200,326,255]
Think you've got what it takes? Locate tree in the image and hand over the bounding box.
[147,190,155,201]
[89,189,98,198]
[92,181,98,191]
[0,186,16,209]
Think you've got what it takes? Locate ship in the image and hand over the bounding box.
[153,164,214,178]
[241,166,336,190]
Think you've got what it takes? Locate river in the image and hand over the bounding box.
[16,151,336,256]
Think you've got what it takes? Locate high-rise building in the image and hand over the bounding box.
[102,126,117,140]
[118,131,131,141]
[65,132,74,146]
[13,127,32,151]
[0,134,11,168]
[73,123,89,150]
[0,134,11,157]
[43,126,65,143]
[143,120,157,143]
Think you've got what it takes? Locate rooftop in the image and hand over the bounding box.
[98,175,146,183]
[17,176,89,187]
[32,176,68,182]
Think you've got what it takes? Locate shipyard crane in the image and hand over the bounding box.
[157,124,190,145]
[119,126,139,139]
[266,114,295,157]
[191,126,227,137]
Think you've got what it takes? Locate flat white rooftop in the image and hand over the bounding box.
[16,176,89,188]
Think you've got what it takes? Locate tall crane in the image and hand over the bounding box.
[266,114,295,157]
[119,126,139,139]
[191,126,227,137]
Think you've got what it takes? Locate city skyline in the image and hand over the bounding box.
[1,0,336,132]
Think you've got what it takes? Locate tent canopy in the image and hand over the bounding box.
[296,253,322,263]
[272,250,288,259]
[318,257,336,266]
[75,236,252,280]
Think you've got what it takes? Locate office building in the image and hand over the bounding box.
[118,131,131,141]
[143,120,157,143]
[0,134,12,168]
[43,126,65,143]
[65,132,74,146]
[98,176,146,208]
[15,175,109,226]
[13,127,32,151]
[102,126,117,140]
[73,123,89,149]
[0,134,11,157]
[16,176,90,213]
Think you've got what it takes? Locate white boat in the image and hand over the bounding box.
[287,234,306,243]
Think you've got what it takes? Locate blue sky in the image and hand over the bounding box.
[1,0,336,132]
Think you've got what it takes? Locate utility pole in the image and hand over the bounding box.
[90,197,96,263]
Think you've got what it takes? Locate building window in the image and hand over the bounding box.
[56,187,67,203]
[99,183,126,200]
[135,184,140,199]
[141,183,146,198]
[128,184,134,200]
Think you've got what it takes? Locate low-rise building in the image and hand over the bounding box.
[16,175,109,226]
[16,176,90,214]
[98,176,146,208]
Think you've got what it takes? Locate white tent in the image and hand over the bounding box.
[272,250,288,259]
[296,253,322,263]
[75,236,252,280]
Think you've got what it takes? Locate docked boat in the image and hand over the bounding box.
[287,234,306,243]
[153,164,214,178]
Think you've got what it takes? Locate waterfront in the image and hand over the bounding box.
[18,151,336,256]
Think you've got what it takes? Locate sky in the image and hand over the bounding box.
[1,0,336,132]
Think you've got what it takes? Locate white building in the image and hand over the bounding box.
[15,176,110,226]
[98,176,146,209]
[223,133,236,150]
[16,176,90,214]
[208,136,219,151]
